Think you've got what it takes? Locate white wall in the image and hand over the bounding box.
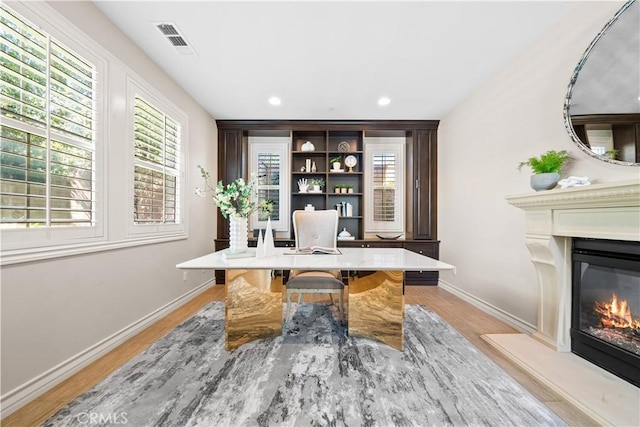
[0,1,218,411]
[438,1,638,329]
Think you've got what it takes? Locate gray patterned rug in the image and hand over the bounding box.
[44,302,566,426]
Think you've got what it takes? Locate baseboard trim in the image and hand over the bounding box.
[0,279,214,418]
[437,279,536,335]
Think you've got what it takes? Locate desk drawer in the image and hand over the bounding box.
[403,242,440,286]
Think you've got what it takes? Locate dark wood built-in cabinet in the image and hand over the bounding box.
[215,120,440,285]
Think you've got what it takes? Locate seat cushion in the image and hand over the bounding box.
[285,276,344,290]
[289,269,341,280]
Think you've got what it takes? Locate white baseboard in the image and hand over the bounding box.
[437,279,536,335]
[0,279,214,418]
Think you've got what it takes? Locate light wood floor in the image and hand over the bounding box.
[3,285,596,427]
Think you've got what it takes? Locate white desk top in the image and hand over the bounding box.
[176,247,455,272]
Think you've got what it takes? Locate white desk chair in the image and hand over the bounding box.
[285,210,344,321]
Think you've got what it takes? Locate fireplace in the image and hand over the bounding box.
[502,181,640,425]
[572,238,640,387]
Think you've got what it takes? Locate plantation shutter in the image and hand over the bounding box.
[256,152,280,222]
[372,153,396,222]
[133,96,180,224]
[247,137,289,232]
[0,5,96,227]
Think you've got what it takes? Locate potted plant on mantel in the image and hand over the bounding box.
[518,150,570,191]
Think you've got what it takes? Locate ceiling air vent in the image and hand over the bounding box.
[154,22,196,56]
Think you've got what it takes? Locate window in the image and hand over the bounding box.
[364,137,405,234]
[0,5,97,229]
[373,153,397,222]
[132,96,181,225]
[248,135,290,232]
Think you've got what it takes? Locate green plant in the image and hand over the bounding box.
[311,178,325,187]
[196,165,273,218]
[518,150,570,174]
[330,155,342,164]
[604,149,619,159]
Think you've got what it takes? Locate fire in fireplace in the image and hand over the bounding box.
[572,238,640,387]
[591,293,640,355]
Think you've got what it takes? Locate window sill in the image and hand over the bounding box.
[0,234,187,267]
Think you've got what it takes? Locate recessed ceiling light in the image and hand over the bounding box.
[377,97,391,106]
[268,96,282,106]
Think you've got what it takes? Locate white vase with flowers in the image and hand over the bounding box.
[196,166,273,254]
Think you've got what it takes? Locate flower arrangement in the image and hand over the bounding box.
[196,165,273,219]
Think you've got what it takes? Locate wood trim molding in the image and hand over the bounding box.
[216,120,439,131]
[0,281,214,418]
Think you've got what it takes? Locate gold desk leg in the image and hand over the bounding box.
[348,270,404,351]
[225,269,283,350]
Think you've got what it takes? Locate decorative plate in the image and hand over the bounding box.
[337,141,350,152]
[344,155,357,168]
[376,234,402,240]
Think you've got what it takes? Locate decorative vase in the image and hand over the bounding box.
[263,217,275,257]
[530,173,559,191]
[228,216,248,254]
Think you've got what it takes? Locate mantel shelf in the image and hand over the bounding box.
[506,180,640,210]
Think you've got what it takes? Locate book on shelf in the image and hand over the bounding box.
[285,246,342,255]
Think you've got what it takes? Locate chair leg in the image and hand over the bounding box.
[329,293,335,305]
[286,290,292,321]
[338,290,344,322]
[297,293,303,304]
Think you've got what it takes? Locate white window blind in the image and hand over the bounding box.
[364,137,405,234]
[133,96,180,224]
[0,5,96,228]
[373,153,396,222]
[257,152,280,222]
[248,136,290,232]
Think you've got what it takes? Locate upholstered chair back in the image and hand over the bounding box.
[292,210,339,249]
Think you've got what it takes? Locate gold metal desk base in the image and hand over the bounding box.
[225,269,404,351]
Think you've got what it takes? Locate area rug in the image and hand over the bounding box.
[44,303,566,426]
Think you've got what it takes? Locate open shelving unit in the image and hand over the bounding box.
[292,130,364,238]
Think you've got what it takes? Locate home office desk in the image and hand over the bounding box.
[177,247,455,351]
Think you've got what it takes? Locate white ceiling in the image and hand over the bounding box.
[92,1,578,120]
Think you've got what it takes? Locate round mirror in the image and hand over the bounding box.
[564,0,639,166]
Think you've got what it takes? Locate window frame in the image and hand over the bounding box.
[0,2,190,266]
[126,79,187,238]
[248,136,290,233]
[363,137,405,235]
[0,1,107,253]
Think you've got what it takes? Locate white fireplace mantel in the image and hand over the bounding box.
[506,179,640,351]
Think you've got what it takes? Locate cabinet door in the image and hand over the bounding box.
[404,241,440,285]
[413,130,437,240]
[217,128,246,239]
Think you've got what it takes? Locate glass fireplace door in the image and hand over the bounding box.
[572,238,640,387]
